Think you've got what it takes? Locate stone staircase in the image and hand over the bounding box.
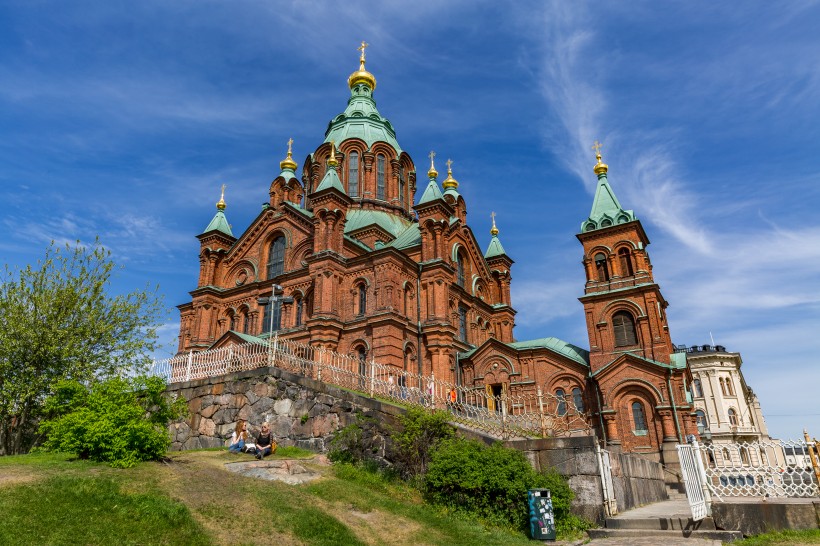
[587,495,743,542]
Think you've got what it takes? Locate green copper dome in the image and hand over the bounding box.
[323,84,402,153]
[581,169,635,233]
[202,210,233,237]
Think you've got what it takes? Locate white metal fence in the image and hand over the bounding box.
[150,338,592,440]
[696,438,820,498]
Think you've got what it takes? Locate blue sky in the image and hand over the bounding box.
[2,1,818,439]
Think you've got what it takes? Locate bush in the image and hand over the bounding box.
[424,437,579,533]
[39,375,187,468]
[391,408,455,480]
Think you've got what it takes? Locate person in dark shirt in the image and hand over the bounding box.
[255,422,276,460]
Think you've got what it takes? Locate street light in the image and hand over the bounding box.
[259,284,291,367]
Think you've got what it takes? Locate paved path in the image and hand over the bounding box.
[609,498,692,519]
[584,538,722,545]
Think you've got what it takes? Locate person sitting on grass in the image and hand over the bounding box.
[255,422,277,460]
[228,420,248,453]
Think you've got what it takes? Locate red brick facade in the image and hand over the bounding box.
[176,62,696,465]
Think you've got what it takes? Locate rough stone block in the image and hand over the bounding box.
[274,398,294,416]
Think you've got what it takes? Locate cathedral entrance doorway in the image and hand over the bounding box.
[485,383,506,414]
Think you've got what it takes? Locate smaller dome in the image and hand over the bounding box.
[216,183,227,211]
[592,140,608,175]
[279,137,298,171]
[427,151,438,179]
[442,159,458,189]
[348,41,377,91]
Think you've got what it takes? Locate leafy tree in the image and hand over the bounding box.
[391,408,455,480]
[40,375,187,467]
[0,240,163,455]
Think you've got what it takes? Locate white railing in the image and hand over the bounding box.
[150,338,592,439]
[694,438,820,498]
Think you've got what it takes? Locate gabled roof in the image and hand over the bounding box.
[315,165,346,193]
[591,351,677,377]
[387,223,421,249]
[484,234,507,259]
[507,337,590,367]
[418,178,443,204]
[581,171,636,233]
[202,210,234,237]
[344,209,412,238]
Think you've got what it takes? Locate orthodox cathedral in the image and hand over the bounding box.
[177,45,698,463]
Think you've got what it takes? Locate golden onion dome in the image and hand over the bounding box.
[442,158,458,189]
[280,137,298,171]
[216,183,227,211]
[327,141,339,168]
[592,140,608,175]
[348,41,377,91]
[490,212,499,236]
[427,150,438,179]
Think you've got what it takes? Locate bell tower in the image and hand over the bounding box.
[576,143,675,373]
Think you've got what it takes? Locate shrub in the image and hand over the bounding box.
[39,375,187,468]
[424,437,578,533]
[391,408,455,480]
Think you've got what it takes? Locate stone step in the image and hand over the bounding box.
[589,528,743,541]
[606,516,717,531]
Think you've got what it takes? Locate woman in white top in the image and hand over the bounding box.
[228,420,248,453]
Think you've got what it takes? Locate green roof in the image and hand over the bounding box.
[202,210,233,237]
[591,352,676,377]
[386,223,421,249]
[278,167,297,181]
[581,172,635,233]
[484,234,507,259]
[507,337,590,367]
[229,331,267,345]
[344,209,412,238]
[315,165,346,193]
[418,178,443,204]
[323,85,402,153]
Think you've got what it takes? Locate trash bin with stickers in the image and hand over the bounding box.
[527,489,556,541]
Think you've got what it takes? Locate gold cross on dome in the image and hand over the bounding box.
[491,211,496,223]
[220,183,226,200]
[446,158,453,171]
[287,137,293,154]
[358,41,369,61]
[429,150,436,163]
[591,140,603,157]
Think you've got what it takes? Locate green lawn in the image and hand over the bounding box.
[0,450,537,546]
[729,528,820,545]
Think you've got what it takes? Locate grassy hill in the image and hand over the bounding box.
[0,449,538,546]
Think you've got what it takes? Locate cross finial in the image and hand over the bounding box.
[490,211,499,236]
[287,137,293,154]
[358,41,369,63]
[491,211,496,223]
[591,140,603,159]
[446,158,453,172]
[220,183,226,200]
[429,150,436,163]
[217,183,227,210]
[427,150,438,178]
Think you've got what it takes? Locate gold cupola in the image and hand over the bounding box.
[216,183,227,211]
[442,158,458,190]
[280,138,298,171]
[348,41,377,91]
[490,211,499,236]
[592,140,608,175]
[327,141,339,168]
[427,150,438,179]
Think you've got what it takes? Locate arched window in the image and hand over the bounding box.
[612,311,638,346]
[242,312,251,334]
[456,251,465,287]
[357,284,367,316]
[262,297,282,334]
[572,387,584,413]
[399,166,405,207]
[555,389,567,416]
[725,377,734,396]
[722,448,731,465]
[618,247,634,276]
[376,154,385,200]
[695,410,708,433]
[594,252,609,281]
[632,401,648,433]
[728,408,738,426]
[740,446,751,466]
[348,151,359,197]
[295,297,303,327]
[458,305,468,342]
[229,313,236,331]
[357,346,367,389]
[693,379,703,398]
[268,236,286,279]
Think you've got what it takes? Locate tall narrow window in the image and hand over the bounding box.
[243,313,251,334]
[376,154,385,200]
[618,247,634,276]
[594,252,609,281]
[295,297,303,327]
[728,408,738,426]
[695,410,708,433]
[229,313,236,331]
[725,378,734,396]
[572,387,584,412]
[693,379,703,398]
[358,284,367,316]
[612,311,637,346]
[348,151,359,197]
[632,401,648,433]
[262,298,282,333]
[268,236,286,279]
[399,167,405,207]
[458,305,468,342]
[555,389,567,416]
[740,446,750,466]
[456,252,465,287]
